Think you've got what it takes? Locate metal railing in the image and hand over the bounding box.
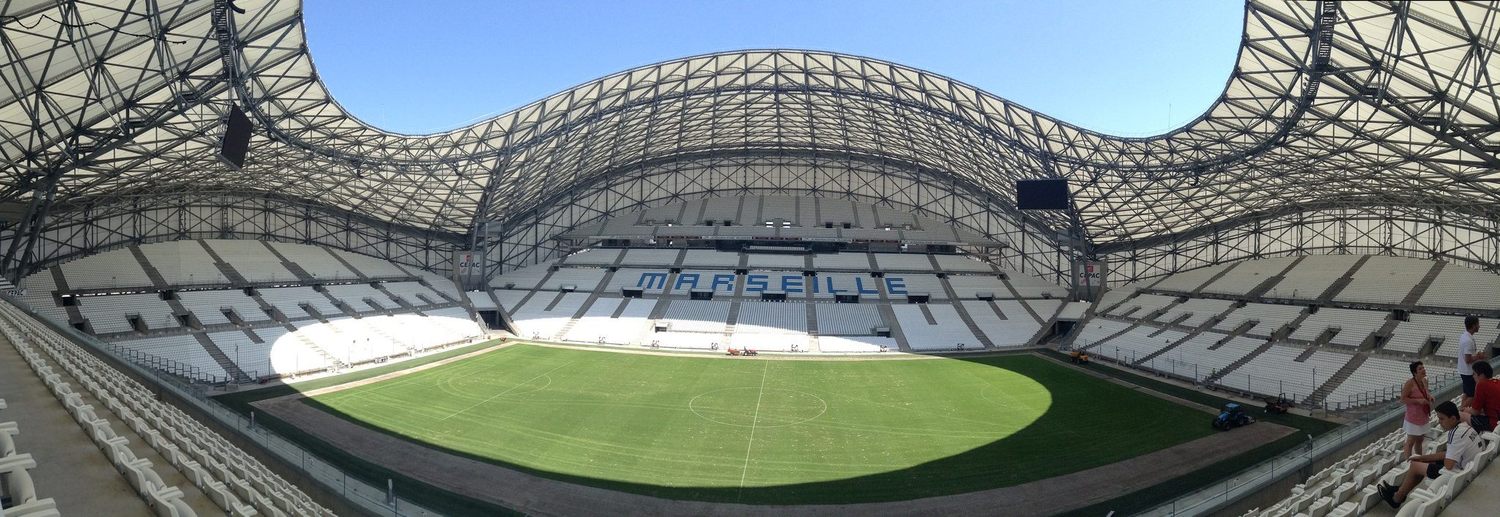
[1,295,446,516]
[1140,364,1474,516]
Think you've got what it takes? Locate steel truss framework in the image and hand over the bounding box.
[0,0,1496,284]
[489,152,1067,283]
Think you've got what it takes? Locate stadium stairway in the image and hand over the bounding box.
[870,276,913,352]
[1208,320,1259,351]
[259,242,317,283]
[323,249,372,281]
[1305,352,1370,407]
[803,282,821,353]
[1023,303,1062,347]
[128,245,171,288]
[190,333,251,383]
[1244,256,1307,299]
[1203,338,1278,384]
[194,241,250,285]
[938,278,995,349]
[1137,315,1228,364]
[1316,255,1371,304]
[293,333,344,370]
[1190,261,1244,296]
[1075,319,1143,352]
[998,276,1043,321]
[373,283,420,313]
[1400,261,1447,307]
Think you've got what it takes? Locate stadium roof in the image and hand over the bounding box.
[2,0,1497,251]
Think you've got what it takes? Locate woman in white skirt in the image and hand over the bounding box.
[1400,361,1435,459]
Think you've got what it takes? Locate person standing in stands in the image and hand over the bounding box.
[1458,316,1487,406]
[1401,361,1435,460]
[1463,361,1500,432]
[1382,401,1481,508]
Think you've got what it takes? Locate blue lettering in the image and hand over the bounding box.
[854,277,878,295]
[781,275,804,293]
[746,274,768,293]
[637,272,668,290]
[674,273,700,290]
[825,276,847,294]
[711,274,736,293]
[885,277,907,295]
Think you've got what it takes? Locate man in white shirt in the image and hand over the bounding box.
[1381,401,1481,508]
[1458,316,1487,406]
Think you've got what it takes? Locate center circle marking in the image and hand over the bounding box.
[689,387,828,428]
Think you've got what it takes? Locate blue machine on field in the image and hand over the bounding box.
[1212,403,1255,430]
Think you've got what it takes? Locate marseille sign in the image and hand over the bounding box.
[632,271,907,295]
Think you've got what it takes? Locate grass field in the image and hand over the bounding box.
[301,344,1215,504]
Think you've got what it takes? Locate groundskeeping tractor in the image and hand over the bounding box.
[1212,402,1255,430]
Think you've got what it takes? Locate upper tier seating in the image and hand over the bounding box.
[1418,264,1500,310]
[203,240,296,283]
[1151,262,1235,293]
[58,250,152,290]
[138,241,223,286]
[680,250,740,268]
[490,261,556,290]
[539,268,608,292]
[1199,257,1297,296]
[933,254,993,273]
[948,275,1012,299]
[873,253,934,271]
[562,248,622,266]
[1264,255,1361,300]
[329,248,410,279]
[812,253,873,270]
[1333,255,1429,304]
[745,254,806,270]
[267,241,356,280]
[620,249,680,266]
[1002,271,1067,298]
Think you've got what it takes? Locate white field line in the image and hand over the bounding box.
[737,360,772,494]
[438,361,572,421]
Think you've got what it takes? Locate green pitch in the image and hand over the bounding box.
[306,344,1212,504]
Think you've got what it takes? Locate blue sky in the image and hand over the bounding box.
[305,1,1243,136]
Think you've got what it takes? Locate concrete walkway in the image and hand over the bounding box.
[0,333,152,516]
